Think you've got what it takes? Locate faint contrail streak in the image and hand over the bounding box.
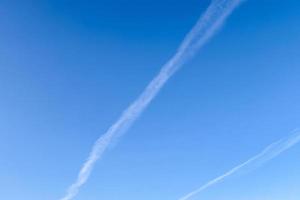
[178,130,300,200]
[60,1,244,199]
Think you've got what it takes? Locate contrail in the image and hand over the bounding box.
[178,130,300,200]
[59,1,244,199]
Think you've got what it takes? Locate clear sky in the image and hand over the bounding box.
[1,0,300,200]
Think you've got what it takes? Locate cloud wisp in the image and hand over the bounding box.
[59,1,244,199]
[178,130,300,200]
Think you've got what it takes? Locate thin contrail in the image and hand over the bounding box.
[59,1,244,199]
[178,130,300,200]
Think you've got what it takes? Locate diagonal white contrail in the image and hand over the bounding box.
[59,1,244,199]
[178,130,300,200]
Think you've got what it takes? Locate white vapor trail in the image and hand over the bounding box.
[60,0,244,199]
[178,130,300,200]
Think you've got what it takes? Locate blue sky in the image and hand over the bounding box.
[1,0,300,199]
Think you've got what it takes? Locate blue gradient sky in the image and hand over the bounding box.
[1,0,300,199]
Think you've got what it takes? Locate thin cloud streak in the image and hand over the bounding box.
[178,130,300,200]
[59,1,244,199]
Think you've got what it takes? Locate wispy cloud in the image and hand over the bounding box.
[59,1,244,199]
[178,130,300,200]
